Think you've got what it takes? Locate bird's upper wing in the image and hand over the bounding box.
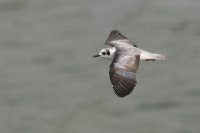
[109,52,140,97]
[105,29,137,48]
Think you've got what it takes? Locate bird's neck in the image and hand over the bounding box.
[109,47,116,55]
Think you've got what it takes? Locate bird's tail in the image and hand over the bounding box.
[140,50,166,61]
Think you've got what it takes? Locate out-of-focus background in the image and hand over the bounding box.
[0,0,200,133]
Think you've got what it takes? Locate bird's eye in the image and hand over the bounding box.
[102,52,106,55]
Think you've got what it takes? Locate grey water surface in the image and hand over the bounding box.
[0,0,200,133]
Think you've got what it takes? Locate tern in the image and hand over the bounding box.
[93,30,165,97]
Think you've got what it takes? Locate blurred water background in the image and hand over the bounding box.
[0,0,200,133]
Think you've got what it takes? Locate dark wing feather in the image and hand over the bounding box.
[105,29,138,47]
[109,54,140,97]
[105,29,127,44]
[109,68,137,97]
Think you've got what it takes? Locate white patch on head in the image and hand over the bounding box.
[99,47,116,60]
[108,47,116,55]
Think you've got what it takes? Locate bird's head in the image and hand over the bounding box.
[93,47,116,59]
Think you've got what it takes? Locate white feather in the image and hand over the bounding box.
[140,50,166,61]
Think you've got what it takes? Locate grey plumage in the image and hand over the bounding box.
[105,29,138,48]
[106,30,140,97]
[94,29,165,97]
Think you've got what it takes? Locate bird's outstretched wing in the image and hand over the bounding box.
[105,29,137,48]
[109,53,140,97]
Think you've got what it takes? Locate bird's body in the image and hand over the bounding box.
[93,30,165,97]
[97,47,165,61]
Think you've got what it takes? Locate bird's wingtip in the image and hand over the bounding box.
[105,30,127,44]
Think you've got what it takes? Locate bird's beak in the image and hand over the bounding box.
[93,54,100,58]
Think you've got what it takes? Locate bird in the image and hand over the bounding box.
[93,30,165,97]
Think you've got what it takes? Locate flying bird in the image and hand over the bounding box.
[93,30,165,97]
